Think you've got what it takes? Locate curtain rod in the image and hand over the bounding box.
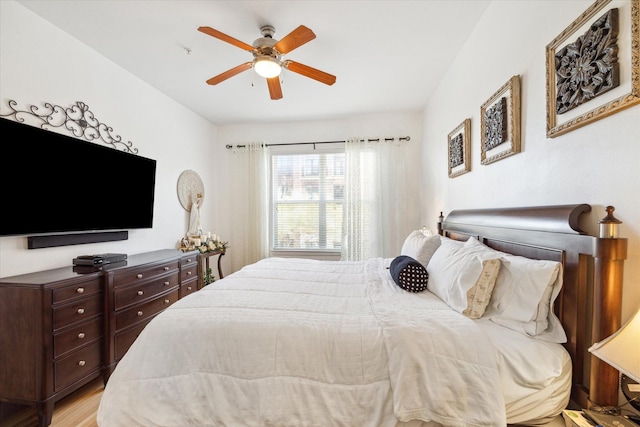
[225,136,410,149]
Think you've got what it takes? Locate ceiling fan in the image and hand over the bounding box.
[198,24,336,100]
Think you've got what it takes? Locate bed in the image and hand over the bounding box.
[97,204,626,427]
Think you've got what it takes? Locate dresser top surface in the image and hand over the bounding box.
[0,249,190,286]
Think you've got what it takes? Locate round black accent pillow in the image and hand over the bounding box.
[390,255,429,292]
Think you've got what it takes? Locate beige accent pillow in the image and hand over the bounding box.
[463,259,501,319]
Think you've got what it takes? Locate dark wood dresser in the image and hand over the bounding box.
[103,250,183,380]
[0,267,104,427]
[0,248,200,427]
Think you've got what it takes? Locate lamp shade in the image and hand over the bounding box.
[254,57,281,78]
[588,305,640,383]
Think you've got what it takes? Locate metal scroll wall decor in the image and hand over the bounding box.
[0,100,138,153]
[554,8,620,114]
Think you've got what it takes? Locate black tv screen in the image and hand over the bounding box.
[0,117,157,237]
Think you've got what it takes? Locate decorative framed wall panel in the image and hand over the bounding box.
[546,0,640,138]
[448,118,471,178]
[480,75,521,165]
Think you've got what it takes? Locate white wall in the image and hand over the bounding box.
[420,0,640,323]
[0,1,219,277]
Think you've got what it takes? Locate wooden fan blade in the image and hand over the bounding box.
[198,26,255,52]
[273,25,316,54]
[284,61,336,86]
[206,62,252,85]
[267,77,283,100]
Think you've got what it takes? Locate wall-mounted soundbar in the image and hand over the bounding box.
[28,231,129,249]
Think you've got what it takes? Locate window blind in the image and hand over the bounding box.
[271,151,345,251]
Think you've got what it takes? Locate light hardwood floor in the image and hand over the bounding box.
[0,379,102,427]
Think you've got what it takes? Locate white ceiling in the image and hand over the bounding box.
[15,0,491,126]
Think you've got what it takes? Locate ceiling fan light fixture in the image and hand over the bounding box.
[254,57,281,78]
[199,24,335,99]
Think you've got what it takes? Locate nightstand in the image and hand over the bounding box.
[563,409,640,427]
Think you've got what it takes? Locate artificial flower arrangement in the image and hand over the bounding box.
[179,235,228,254]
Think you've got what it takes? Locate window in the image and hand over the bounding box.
[303,158,319,176]
[271,150,344,251]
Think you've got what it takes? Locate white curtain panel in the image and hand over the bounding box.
[230,143,270,267]
[341,138,364,260]
[342,137,411,261]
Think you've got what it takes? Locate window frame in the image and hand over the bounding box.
[268,144,345,259]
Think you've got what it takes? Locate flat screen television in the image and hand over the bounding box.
[0,117,157,238]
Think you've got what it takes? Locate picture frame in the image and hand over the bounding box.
[545,0,639,138]
[480,75,521,165]
[448,118,471,178]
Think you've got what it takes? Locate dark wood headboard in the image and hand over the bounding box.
[439,204,627,409]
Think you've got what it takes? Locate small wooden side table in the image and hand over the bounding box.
[198,249,225,288]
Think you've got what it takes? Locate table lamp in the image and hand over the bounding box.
[589,305,640,412]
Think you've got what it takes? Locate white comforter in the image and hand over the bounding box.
[97,258,506,427]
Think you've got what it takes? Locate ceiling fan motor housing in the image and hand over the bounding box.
[253,25,280,60]
[259,25,276,38]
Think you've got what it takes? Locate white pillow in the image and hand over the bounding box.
[438,235,465,247]
[400,231,441,268]
[426,240,501,317]
[463,238,566,343]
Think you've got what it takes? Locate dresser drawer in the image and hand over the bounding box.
[53,278,101,304]
[114,320,149,362]
[180,263,198,283]
[53,295,102,330]
[115,289,179,331]
[180,280,198,298]
[54,316,103,359]
[180,254,198,266]
[111,260,179,288]
[114,271,179,310]
[54,341,101,392]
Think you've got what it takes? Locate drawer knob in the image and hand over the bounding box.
[164,299,170,304]
[78,332,86,339]
[77,308,85,314]
[76,287,85,294]
[187,271,192,276]
[78,360,86,367]
[137,311,143,316]
[137,290,144,296]
[187,258,192,262]
[164,266,169,271]
[164,281,170,286]
[187,286,192,291]
[137,273,143,279]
